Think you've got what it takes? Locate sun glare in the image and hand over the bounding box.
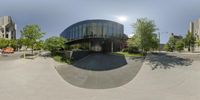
[116,16,127,22]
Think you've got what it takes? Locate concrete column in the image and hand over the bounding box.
[89,41,91,51]
[3,27,6,38]
[8,31,11,39]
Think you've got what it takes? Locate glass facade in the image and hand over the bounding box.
[60,20,124,40]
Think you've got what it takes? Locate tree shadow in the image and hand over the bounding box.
[38,52,52,59]
[72,53,127,71]
[128,56,146,62]
[146,53,193,70]
[19,53,38,59]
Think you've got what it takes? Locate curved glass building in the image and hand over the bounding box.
[60,19,127,52]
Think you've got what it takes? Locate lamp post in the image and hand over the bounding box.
[158,32,160,52]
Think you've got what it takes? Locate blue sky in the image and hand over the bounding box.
[1,0,200,43]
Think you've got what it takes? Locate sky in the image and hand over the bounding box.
[1,0,200,43]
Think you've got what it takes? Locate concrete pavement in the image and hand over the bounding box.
[0,53,200,100]
[0,52,23,61]
[56,53,144,89]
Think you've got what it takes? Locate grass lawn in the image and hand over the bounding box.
[112,52,144,57]
[53,55,72,64]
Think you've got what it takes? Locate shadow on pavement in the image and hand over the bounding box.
[146,53,193,70]
[0,53,22,61]
[38,52,52,59]
[72,53,127,71]
[55,53,145,89]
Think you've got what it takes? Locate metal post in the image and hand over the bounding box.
[158,32,160,52]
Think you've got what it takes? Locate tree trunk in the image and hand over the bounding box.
[24,52,26,59]
[32,45,34,55]
[188,43,190,52]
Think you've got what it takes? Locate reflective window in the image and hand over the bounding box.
[108,22,113,37]
[83,24,86,38]
[69,29,72,39]
[73,27,75,39]
[79,25,82,38]
[76,26,78,39]
[96,22,102,37]
[103,23,107,37]
[63,20,123,40]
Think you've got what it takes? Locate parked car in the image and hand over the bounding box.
[2,47,14,54]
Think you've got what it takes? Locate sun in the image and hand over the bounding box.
[116,16,127,22]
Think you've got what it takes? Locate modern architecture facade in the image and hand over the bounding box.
[0,16,16,40]
[189,19,200,52]
[60,19,127,52]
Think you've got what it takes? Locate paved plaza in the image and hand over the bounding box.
[0,53,200,100]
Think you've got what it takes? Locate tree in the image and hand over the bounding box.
[128,18,158,53]
[20,24,45,54]
[197,40,200,47]
[184,31,196,52]
[175,39,184,52]
[166,35,176,52]
[0,38,9,49]
[127,36,137,48]
[151,34,159,50]
[44,36,66,54]
[16,38,25,50]
[9,39,17,50]
[34,40,44,50]
[164,43,170,51]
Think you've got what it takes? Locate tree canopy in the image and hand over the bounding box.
[44,36,66,53]
[165,35,176,52]
[20,24,45,54]
[184,31,196,52]
[175,39,184,52]
[128,18,159,52]
[0,38,9,49]
[165,35,184,52]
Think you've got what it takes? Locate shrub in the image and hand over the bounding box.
[53,55,62,62]
[52,52,72,64]
[123,46,140,53]
[175,40,184,52]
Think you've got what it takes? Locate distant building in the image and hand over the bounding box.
[171,33,183,40]
[0,16,16,40]
[159,43,165,51]
[189,19,200,52]
[189,19,200,40]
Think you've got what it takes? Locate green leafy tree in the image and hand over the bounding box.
[166,35,176,52]
[128,18,158,53]
[164,44,170,51]
[127,35,139,48]
[197,40,200,46]
[34,40,44,50]
[20,24,45,54]
[0,38,9,49]
[9,39,17,50]
[175,39,184,52]
[184,31,196,52]
[16,38,25,50]
[44,36,66,54]
[151,34,159,50]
